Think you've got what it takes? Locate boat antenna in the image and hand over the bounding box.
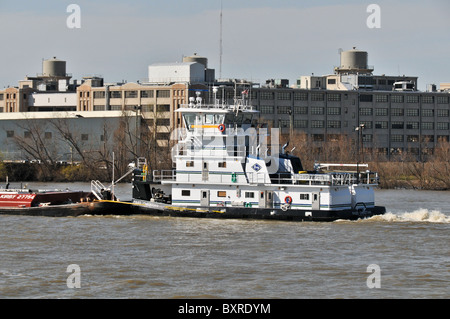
[219,0,223,79]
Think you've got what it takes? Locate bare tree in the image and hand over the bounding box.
[12,118,58,180]
[428,138,450,189]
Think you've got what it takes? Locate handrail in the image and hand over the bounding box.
[152,169,379,186]
[173,144,247,158]
[91,180,107,200]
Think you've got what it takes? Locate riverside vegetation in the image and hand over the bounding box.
[0,130,449,191]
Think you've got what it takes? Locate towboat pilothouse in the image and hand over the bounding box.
[132,88,386,221]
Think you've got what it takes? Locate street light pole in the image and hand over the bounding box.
[134,105,142,157]
[288,108,293,143]
[355,123,365,183]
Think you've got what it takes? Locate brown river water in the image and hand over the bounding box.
[0,183,448,299]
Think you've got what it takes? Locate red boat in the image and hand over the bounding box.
[0,186,134,217]
[0,189,93,208]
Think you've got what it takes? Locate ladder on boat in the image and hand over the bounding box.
[90,158,144,200]
[91,180,108,200]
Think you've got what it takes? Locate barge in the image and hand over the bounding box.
[0,185,133,217]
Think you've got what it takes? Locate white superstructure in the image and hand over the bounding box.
[146,88,380,218]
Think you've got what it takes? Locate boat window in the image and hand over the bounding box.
[183,114,196,130]
[215,114,225,124]
[300,193,309,200]
[218,162,227,168]
[217,191,226,197]
[204,114,214,124]
[186,161,194,167]
[235,113,244,124]
[224,114,235,125]
[243,114,253,124]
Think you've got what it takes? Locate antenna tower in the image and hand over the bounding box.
[219,1,223,79]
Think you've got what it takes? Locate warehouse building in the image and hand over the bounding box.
[1,50,449,161]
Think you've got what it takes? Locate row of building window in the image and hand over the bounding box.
[306,134,449,143]
[276,120,449,130]
[6,130,173,142]
[232,92,450,104]
[221,91,450,104]
[360,94,448,104]
[90,90,171,99]
[360,108,449,117]
[259,92,333,101]
[92,104,170,112]
[7,130,95,141]
[258,105,449,118]
[0,93,18,100]
[224,91,449,104]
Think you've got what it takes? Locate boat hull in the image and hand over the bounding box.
[132,200,386,222]
[0,200,134,217]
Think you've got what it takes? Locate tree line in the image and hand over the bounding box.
[281,131,450,190]
[0,111,173,183]
[1,114,449,190]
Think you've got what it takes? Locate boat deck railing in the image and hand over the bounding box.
[0,188,31,194]
[247,171,378,186]
[152,169,379,186]
[181,102,256,112]
[291,171,379,186]
[153,170,176,182]
[173,144,248,159]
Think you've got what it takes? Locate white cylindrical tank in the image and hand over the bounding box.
[42,57,66,77]
[183,53,208,68]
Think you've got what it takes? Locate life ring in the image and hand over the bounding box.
[284,196,292,204]
[218,124,225,132]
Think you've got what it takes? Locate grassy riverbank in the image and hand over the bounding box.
[370,161,450,190]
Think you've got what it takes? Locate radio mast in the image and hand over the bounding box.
[219,0,223,79]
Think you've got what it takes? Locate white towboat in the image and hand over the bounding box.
[131,88,386,221]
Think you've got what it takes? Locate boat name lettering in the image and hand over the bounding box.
[0,194,35,200]
[16,194,36,200]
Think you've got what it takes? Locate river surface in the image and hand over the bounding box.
[0,183,448,299]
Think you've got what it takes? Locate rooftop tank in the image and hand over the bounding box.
[183,53,208,68]
[336,47,373,74]
[42,57,67,77]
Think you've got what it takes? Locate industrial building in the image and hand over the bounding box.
[0,110,138,163]
[0,54,212,163]
[1,49,449,163]
[196,48,449,160]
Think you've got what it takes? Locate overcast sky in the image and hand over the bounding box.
[0,0,449,90]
